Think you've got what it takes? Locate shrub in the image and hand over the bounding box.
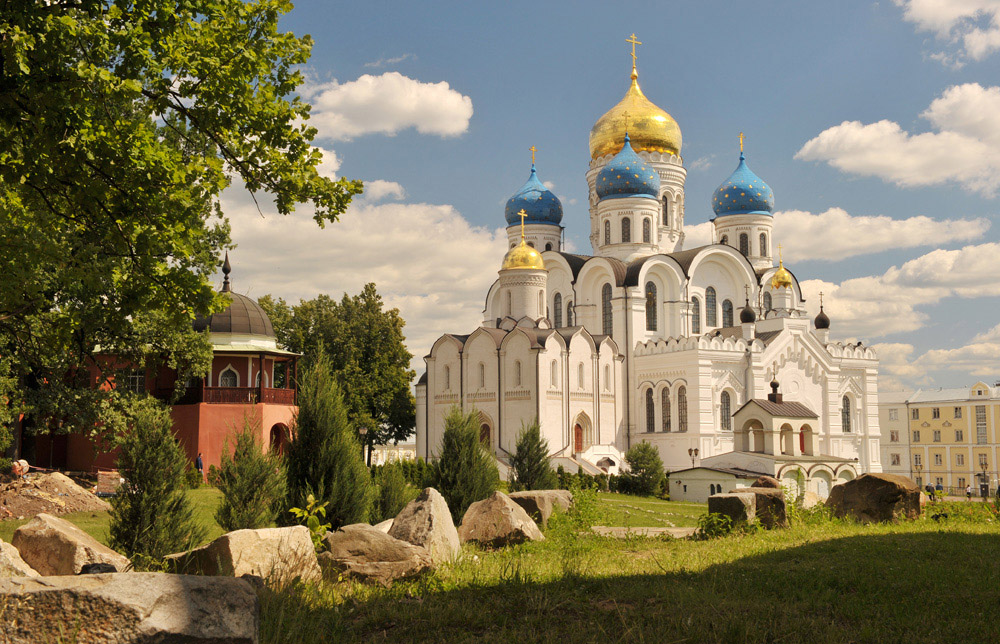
[215,418,286,531]
[109,398,205,567]
[372,462,418,523]
[283,348,374,529]
[398,458,433,488]
[185,462,203,489]
[696,512,734,539]
[508,420,556,492]
[288,494,331,553]
[431,407,500,522]
[623,442,664,496]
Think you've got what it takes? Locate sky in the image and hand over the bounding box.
[220,0,1000,394]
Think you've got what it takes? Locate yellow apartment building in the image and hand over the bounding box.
[907,382,1000,495]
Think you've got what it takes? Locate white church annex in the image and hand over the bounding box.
[415,38,881,497]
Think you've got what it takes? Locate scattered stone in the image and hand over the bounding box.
[374,518,394,533]
[508,489,573,528]
[388,487,460,564]
[80,562,118,574]
[0,541,37,578]
[729,487,788,528]
[708,493,756,525]
[0,573,258,643]
[320,523,432,585]
[166,526,321,585]
[0,472,111,518]
[751,475,782,489]
[826,473,921,523]
[12,513,130,575]
[458,491,544,548]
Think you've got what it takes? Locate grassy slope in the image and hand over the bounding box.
[594,492,704,528]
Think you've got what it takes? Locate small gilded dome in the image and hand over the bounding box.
[712,152,774,217]
[771,262,793,290]
[501,240,545,271]
[505,165,563,226]
[815,305,830,330]
[590,71,682,159]
[596,134,660,201]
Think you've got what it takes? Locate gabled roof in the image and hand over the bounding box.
[736,398,818,419]
[669,466,770,479]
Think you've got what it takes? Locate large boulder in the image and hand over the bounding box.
[729,488,788,528]
[166,526,320,585]
[508,489,573,528]
[458,491,545,548]
[12,513,130,575]
[707,493,756,525]
[320,523,432,585]
[826,473,921,523]
[0,573,258,643]
[751,475,782,489]
[388,487,460,564]
[0,540,37,578]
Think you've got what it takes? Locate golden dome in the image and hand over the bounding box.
[502,240,545,271]
[589,68,682,160]
[771,258,793,290]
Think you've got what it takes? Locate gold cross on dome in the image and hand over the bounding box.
[778,243,784,262]
[819,291,824,306]
[626,33,642,67]
[518,208,528,242]
[739,131,745,153]
[529,145,537,165]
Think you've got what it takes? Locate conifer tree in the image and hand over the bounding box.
[283,348,373,528]
[215,417,286,531]
[109,399,205,568]
[509,420,556,492]
[432,407,500,522]
[624,441,665,496]
[372,462,417,523]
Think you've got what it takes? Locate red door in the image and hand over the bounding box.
[574,424,583,453]
[799,431,806,454]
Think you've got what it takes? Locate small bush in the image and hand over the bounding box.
[623,442,664,496]
[372,462,418,523]
[289,494,331,553]
[508,420,556,492]
[185,462,203,489]
[696,512,734,539]
[431,407,500,522]
[215,418,286,531]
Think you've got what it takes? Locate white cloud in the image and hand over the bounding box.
[358,180,405,203]
[364,53,416,68]
[796,83,1000,195]
[687,156,715,172]
[221,185,505,369]
[895,0,1000,63]
[315,147,341,179]
[685,222,714,248]
[870,342,931,389]
[302,72,473,141]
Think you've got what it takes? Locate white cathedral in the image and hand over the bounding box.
[415,47,881,498]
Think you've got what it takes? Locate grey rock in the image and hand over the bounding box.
[320,523,432,585]
[826,473,921,523]
[12,513,130,575]
[508,489,573,528]
[388,487,460,563]
[707,493,756,525]
[458,491,545,548]
[0,540,37,578]
[166,526,321,585]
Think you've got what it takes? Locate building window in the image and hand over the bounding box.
[933,430,941,442]
[891,454,900,466]
[677,386,688,432]
[554,293,562,327]
[550,360,558,387]
[935,477,943,486]
[890,430,899,443]
[514,360,522,387]
[911,408,919,420]
[506,290,512,316]
[932,407,940,419]
[444,366,450,391]
[662,196,669,227]
[538,291,544,315]
[955,407,962,419]
[604,220,611,246]
[604,365,611,390]
[958,453,965,466]
[621,217,631,243]
[916,477,922,487]
[739,233,749,256]
[958,477,966,488]
[956,429,964,441]
[759,232,768,256]
[842,396,852,433]
[914,454,922,467]
[545,242,552,251]
[125,368,146,395]
[578,363,585,389]
[642,218,651,243]
[602,284,613,335]
[889,408,899,421]
[705,287,717,327]
[662,388,671,432]
[913,430,921,442]
[763,292,772,313]
[722,300,734,328]
[979,453,988,468]
[645,389,655,433]
[720,391,732,431]
[976,405,987,444]
[645,282,657,332]
[478,363,486,388]
[720,234,728,245]
[934,454,943,466]
[566,301,574,326]
[691,297,701,334]
[219,367,238,388]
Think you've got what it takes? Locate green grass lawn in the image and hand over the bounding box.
[593,492,705,528]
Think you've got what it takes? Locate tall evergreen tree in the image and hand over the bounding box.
[215,416,286,532]
[109,399,205,568]
[624,442,665,496]
[509,420,556,492]
[283,348,373,529]
[432,407,500,523]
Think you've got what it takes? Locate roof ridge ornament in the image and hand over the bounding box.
[221,252,232,293]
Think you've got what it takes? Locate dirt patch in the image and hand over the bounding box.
[0,472,110,519]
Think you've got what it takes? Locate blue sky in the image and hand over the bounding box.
[223,1,1000,391]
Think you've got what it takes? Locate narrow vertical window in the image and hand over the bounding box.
[604,220,611,246]
[678,386,688,432]
[566,301,574,326]
[722,300,734,327]
[578,363,585,389]
[479,363,485,388]
[646,389,655,433]
[622,217,631,243]
[760,232,768,256]
[604,365,611,390]
[444,366,450,391]
[642,218,651,243]
[645,281,657,331]
[720,234,728,245]
[842,396,852,433]
[515,360,522,387]
[554,293,563,327]
[705,287,717,327]
[763,292,772,313]
[720,391,732,431]
[691,297,701,334]
[602,284,613,335]
[739,233,749,256]
[662,388,671,432]
[506,290,511,316]
[550,360,558,387]
[662,196,670,227]
[538,291,543,315]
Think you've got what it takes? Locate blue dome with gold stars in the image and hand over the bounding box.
[504,165,563,226]
[712,152,774,217]
[596,134,660,201]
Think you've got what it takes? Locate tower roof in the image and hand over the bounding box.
[504,164,563,227]
[596,133,661,201]
[193,254,275,337]
[712,150,774,217]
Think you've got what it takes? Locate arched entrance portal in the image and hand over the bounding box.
[574,424,584,453]
[269,424,288,455]
[572,413,593,454]
[480,424,491,446]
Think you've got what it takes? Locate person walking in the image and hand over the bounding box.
[966,484,973,501]
[195,452,204,483]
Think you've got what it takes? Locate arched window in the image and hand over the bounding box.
[691,296,701,334]
[444,366,450,391]
[514,360,522,387]
[662,388,671,432]
[545,242,553,251]
[604,365,611,390]
[721,391,732,431]
[842,396,852,433]
[720,234,728,245]
[220,367,238,388]
[566,301,574,326]
[763,292,772,313]
[705,287,718,327]
[528,242,535,248]
[662,196,670,227]
[550,360,558,387]
[478,363,485,388]
[645,281,657,331]
[506,290,511,316]
[621,217,631,243]
[642,218,651,243]
[645,389,655,433]
[255,370,268,388]
[554,293,563,327]
[678,386,688,432]
[759,232,768,256]
[722,299,734,328]
[577,363,585,389]
[604,220,611,246]
[739,233,749,256]
[602,284,613,335]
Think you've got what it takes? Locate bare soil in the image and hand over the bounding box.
[0,472,110,519]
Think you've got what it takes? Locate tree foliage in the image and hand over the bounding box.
[259,283,415,446]
[0,0,362,435]
[624,442,665,497]
[371,462,418,524]
[509,419,556,492]
[283,348,373,529]
[215,416,286,532]
[431,407,499,523]
[108,398,204,567]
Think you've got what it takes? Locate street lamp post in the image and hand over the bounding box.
[688,447,699,468]
[914,462,922,488]
[358,427,369,464]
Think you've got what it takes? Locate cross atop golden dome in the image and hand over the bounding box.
[771,244,793,290]
[501,209,546,271]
